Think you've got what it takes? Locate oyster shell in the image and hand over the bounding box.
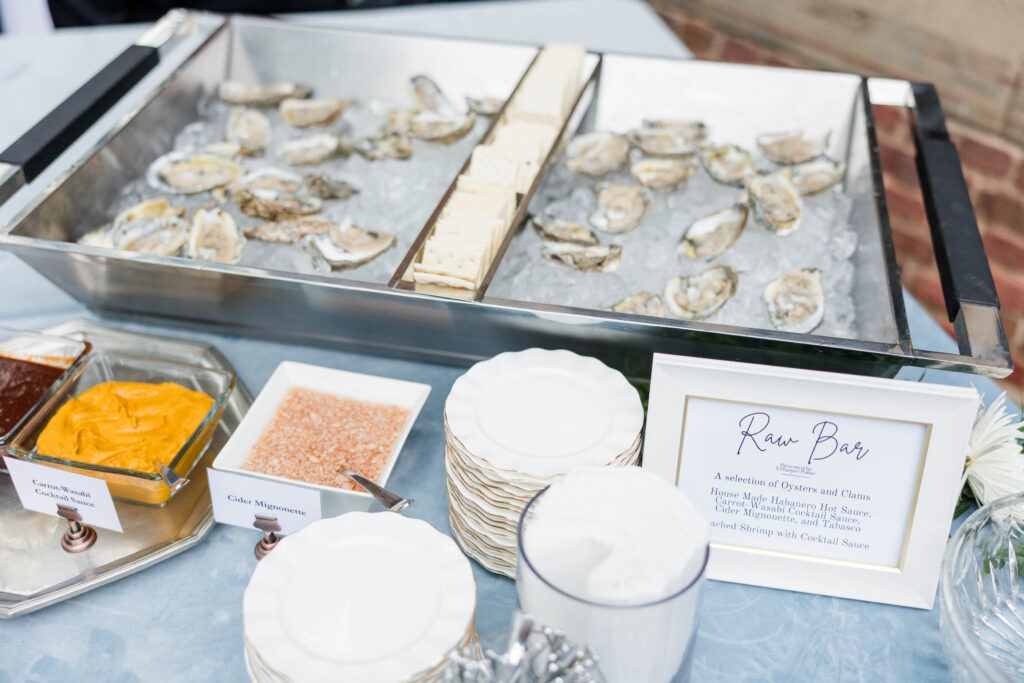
[114,215,188,256]
[355,131,413,161]
[408,111,476,144]
[227,167,303,195]
[630,157,698,191]
[530,215,599,246]
[187,207,244,264]
[411,74,455,115]
[232,188,322,221]
[664,265,738,320]
[304,218,395,269]
[226,107,270,154]
[786,158,846,196]
[566,131,630,177]
[588,183,649,234]
[466,95,504,116]
[763,267,825,333]
[77,225,117,249]
[244,215,333,244]
[679,202,748,260]
[606,292,665,317]
[699,144,755,187]
[146,152,243,194]
[217,81,310,107]
[279,134,341,165]
[304,174,359,200]
[280,97,350,128]
[114,198,186,226]
[756,130,829,165]
[541,242,622,273]
[202,141,242,159]
[627,120,707,156]
[748,171,803,236]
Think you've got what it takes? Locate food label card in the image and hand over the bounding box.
[207,468,321,535]
[677,397,927,567]
[3,456,123,532]
[643,354,978,608]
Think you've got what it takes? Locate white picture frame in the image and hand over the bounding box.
[643,354,979,609]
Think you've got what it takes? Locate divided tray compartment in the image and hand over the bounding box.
[390,52,602,300]
[0,320,252,618]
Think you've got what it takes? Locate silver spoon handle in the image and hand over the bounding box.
[338,469,412,512]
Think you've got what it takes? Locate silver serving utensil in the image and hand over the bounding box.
[338,468,412,512]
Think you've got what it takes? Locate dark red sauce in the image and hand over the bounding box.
[0,356,66,437]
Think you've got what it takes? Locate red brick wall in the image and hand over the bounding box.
[655,7,1024,397]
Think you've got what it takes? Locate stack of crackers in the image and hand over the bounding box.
[412,43,586,295]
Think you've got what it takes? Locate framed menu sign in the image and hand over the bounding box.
[643,354,979,609]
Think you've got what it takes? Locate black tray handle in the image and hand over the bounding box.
[910,82,1000,319]
[0,44,158,184]
[909,82,1011,367]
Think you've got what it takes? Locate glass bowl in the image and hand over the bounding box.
[517,486,709,683]
[0,327,89,446]
[6,350,235,507]
[940,492,1024,682]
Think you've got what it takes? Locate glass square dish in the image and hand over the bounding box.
[6,350,235,507]
[0,327,89,447]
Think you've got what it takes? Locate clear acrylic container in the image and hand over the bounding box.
[940,492,1024,682]
[7,350,235,506]
[516,486,708,682]
[0,327,89,446]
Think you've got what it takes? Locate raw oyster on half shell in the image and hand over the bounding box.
[748,171,803,236]
[465,95,504,116]
[699,144,755,187]
[146,152,243,194]
[566,131,630,177]
[226,107,270,154]
[627,119,707,156]
[114,215,189,256]
[541,242,622,273]
[244,215,333,244]
[232,189,322,221]
[304,174,359,200]
[186,207,244,264]
[279,134,341,166]
[304,218,395,269]
[354,131,413,161]
[588,183,649,234]
[407,111,476,144]
[606,292,665,317]
[217,81,310,107]
[664,265,738,320]
[756,129,829,165]
[530,215,599,246]
[763,267,825,333]
[679,202,748,260]
[786,158,846,196]
[630,157,698,191]
[280,97,350,128]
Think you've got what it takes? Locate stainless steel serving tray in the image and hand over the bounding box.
[0,320,251,618]
[0,12,1010,379]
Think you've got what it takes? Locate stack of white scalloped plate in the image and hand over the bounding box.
[444,348,644,576]
[243,512,476,683]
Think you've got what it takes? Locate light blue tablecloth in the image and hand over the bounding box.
[0,2,1008,681]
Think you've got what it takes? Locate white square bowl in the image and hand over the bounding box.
[211,361,430,517]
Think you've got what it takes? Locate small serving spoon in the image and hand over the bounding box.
[338,468,413,513]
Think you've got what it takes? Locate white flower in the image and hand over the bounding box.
[963,393,1024,507]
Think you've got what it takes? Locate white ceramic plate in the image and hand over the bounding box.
[445,349,643,476]
[244,512,475,682]
[212,361,430,517]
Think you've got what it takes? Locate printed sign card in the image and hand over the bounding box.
[643,355,978,609]
[3,456,123,532]
[207,468,321,535]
